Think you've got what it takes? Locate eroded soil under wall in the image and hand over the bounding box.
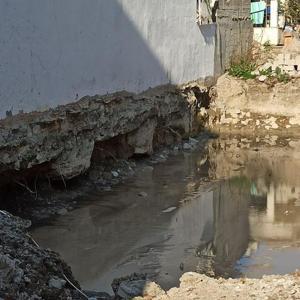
[0,83,210,187]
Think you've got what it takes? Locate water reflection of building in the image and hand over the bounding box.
[209,139,300,243]
[159,178,251,281]
[250,182,300,241]
[195,179,250,277]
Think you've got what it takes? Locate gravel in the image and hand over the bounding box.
[0,211,84,300]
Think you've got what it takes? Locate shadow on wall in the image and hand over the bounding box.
[0,0,216,119]
[0,0,164,117]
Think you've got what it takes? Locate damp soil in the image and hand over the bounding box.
[30,135,300,294]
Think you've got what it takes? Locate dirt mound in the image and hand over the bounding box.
[0,211,82,300]
[135,272,300,300]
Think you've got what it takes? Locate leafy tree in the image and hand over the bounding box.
[286,0,300,23]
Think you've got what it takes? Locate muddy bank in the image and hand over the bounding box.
[0,132,213,223]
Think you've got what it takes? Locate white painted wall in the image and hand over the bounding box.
[0,0,216,119]
[270,0,279,28]
[253,27,281,45]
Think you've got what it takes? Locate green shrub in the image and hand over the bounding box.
[228,60,290,83]
[228,60,256,79]
[259,66,272,76]
[263,41,272,52]
[275,67,290,83]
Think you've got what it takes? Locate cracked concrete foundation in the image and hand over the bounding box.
[0,83,209,186]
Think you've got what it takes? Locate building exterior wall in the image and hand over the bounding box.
[216,0,253,72]
[0,0,253,120]
[0,0,216,119]
[254,27,281,45]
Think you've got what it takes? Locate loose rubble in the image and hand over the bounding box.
[0,211,84,300]
[134,272,300,300]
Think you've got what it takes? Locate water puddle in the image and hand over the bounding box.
[31,136,300,293]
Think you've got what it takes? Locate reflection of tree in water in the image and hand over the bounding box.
[194,178,251,278]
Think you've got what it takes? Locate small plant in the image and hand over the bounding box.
[275,67,290,83]
[285,0,300,24]
[257,66,290,83]
[263,41,272,52]
[228,60,256,80]
[259,66,272,76]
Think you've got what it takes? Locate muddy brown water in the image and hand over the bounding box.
[31,136,300,293]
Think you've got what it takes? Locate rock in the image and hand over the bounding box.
[48,277,66,289]
[84,290,112,300]
[183,143,191,150]
[143,282,166,298]
[127,119,157,155]
[258,75,267,82]
[162,207,177,213]
[0,254,23,285]
[138,192,148,198]
[117,280,147,299]
[116,280,165,299]
[0,211,79,299]
[111,171,119,178]
[189,137,199,145]
[57,208,68,215]
[199,107,207,116]
[112,273,147,297]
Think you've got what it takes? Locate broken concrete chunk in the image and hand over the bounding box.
[0,83,203,184]
[162,207,177,213]
[127,119,157,155]
[183,143,191,150]
[111,171,119,178]
[138,191,148,198]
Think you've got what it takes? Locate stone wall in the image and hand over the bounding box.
[215,0,253,73]
[203,74,300,135]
